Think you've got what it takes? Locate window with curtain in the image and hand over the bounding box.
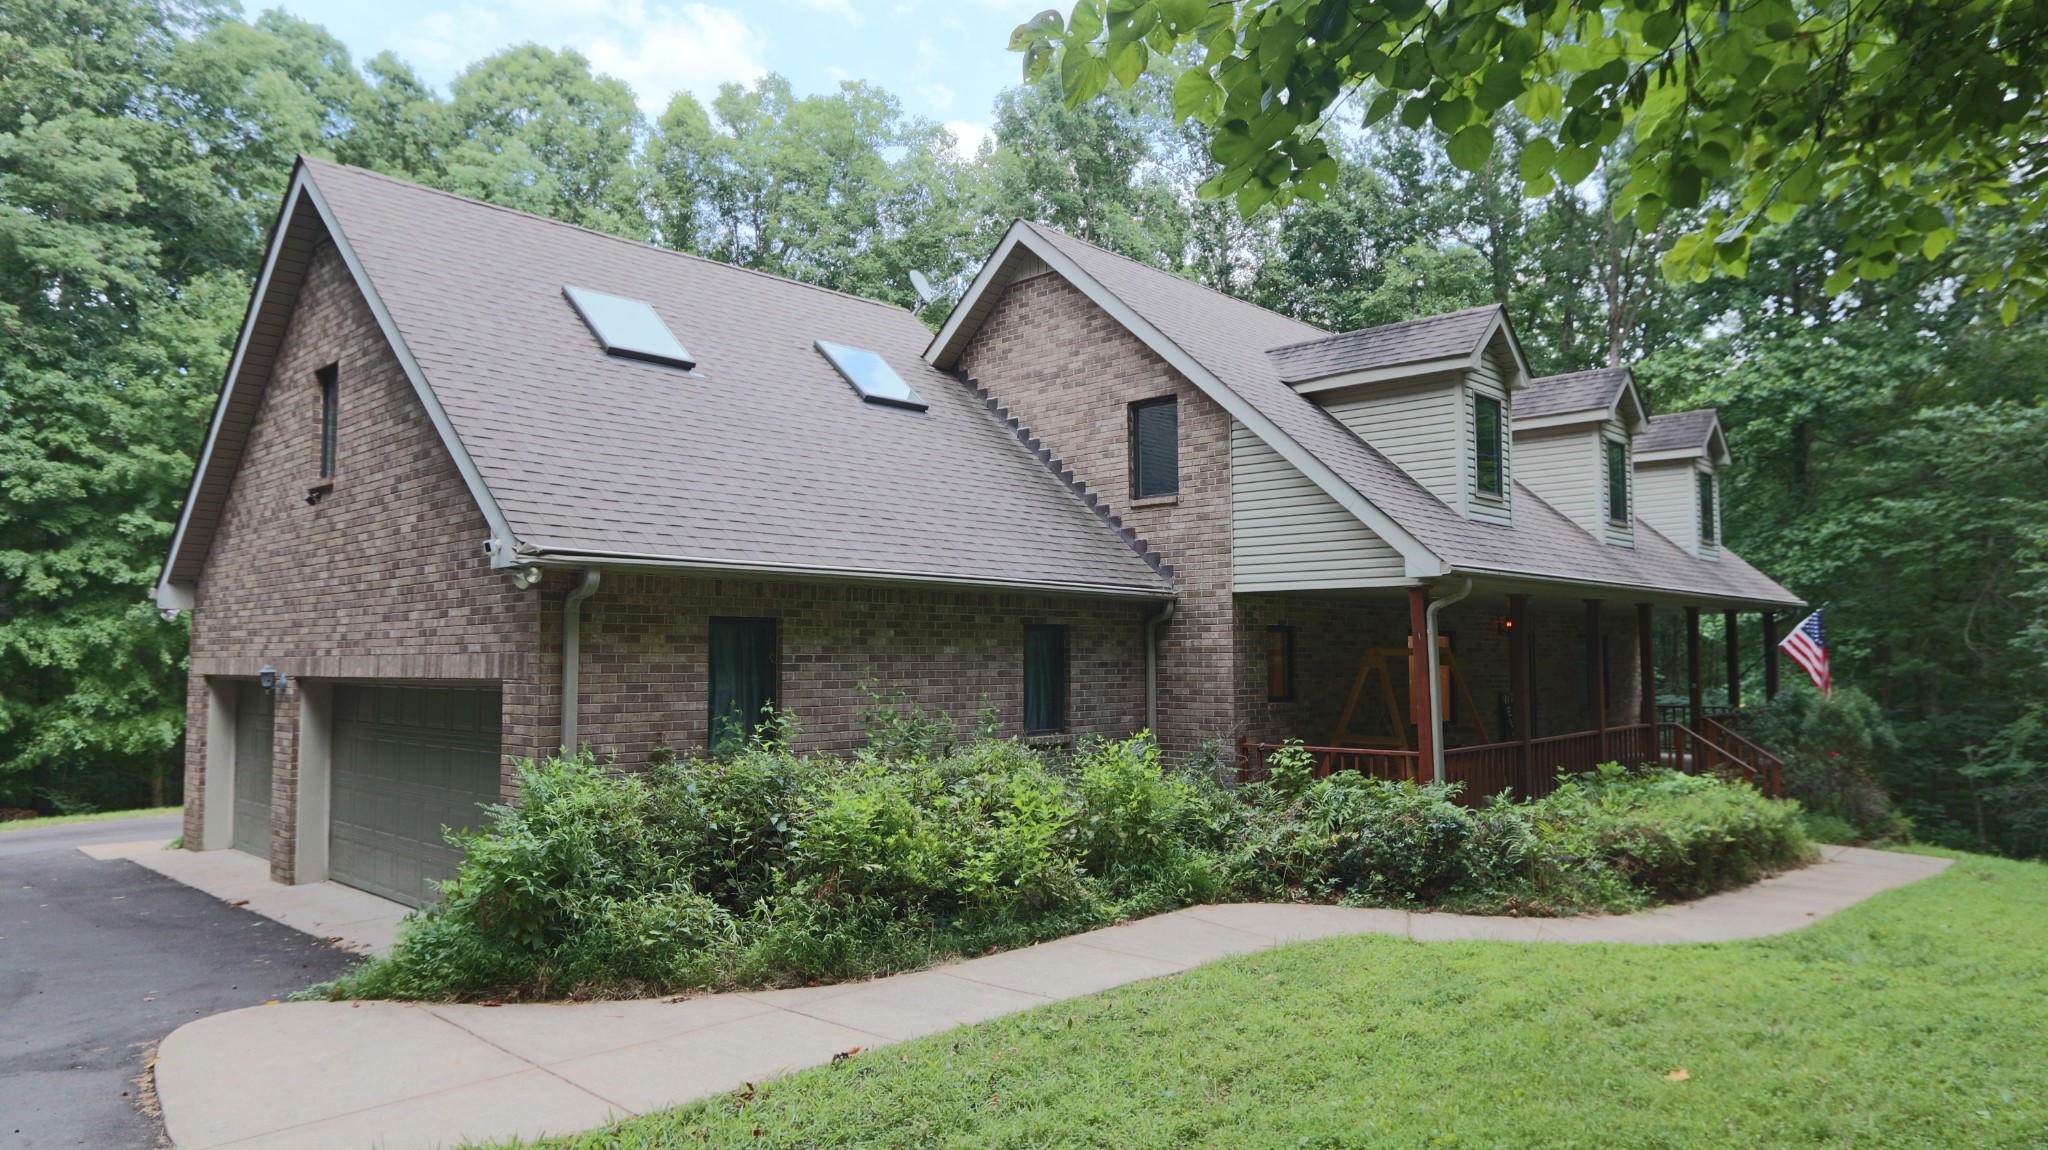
[317,363,339,478]
[1129,397,1178,499]
[1473,394,1503,496]
[1023,624,1068,734]
[1266,626,1294,701]
[709,617,777,752]
[1606,439,1629,524]
[1698,471,1718,544]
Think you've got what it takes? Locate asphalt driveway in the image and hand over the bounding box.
[1,816,361,1149]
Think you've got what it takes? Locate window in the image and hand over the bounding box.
[1473,394,1503,496]
[1129,397,1178,499]
[1698,471,1718,544]
[1605,439,1629,524]
[563,285,696,370]
[709,617,777,752]
[1266,626,1295,702]
[316,363,338,479]
[1023,624,1068,734]
[815,340,927,410]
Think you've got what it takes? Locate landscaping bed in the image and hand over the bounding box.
[316,723,1813,1003]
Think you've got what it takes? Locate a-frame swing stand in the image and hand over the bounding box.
[1328,638,1489,749]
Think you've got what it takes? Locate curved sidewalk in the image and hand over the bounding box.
[154,846,1948,1150]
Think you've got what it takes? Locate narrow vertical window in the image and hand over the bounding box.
[1606,439,1630,524]
[1698,471,1718,544]
[1023,624,1068,734]
[709,617,778,752]
[316,364,339,478]
[1473,394,1503,496]
[1129,397,1179,499]
[1266,626,1295,702]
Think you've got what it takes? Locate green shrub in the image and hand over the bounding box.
[1744,686,1908,839]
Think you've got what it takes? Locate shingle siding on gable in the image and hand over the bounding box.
[182,242,545,880]
[1229,421,1405,590]
[957,271,1236,756]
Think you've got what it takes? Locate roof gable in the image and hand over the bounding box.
[1264,305,1531,393]
[1514,367,1648,433]
[1638,409,1730,464]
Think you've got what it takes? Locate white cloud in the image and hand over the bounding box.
[786,0,864,24]
[388,0,768,114]
[945,119,991,158]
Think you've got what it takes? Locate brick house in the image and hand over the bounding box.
[157,160,1800,905]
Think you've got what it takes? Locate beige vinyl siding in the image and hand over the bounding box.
[1230,421,1406,589]
[1321,376,1462,508]
[1463,352,1513,525]
[1515,425,1598,533]
[1601,415,1636,548]
[1635,458,1709,556]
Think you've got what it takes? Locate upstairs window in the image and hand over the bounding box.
[1473,394,1504,496]
[1023,624,1068,734]
[709,617,778,753]
[316,364,338,478]
[1129,397,1178,499]
[1698,471,1718,544]
[1606,439,1629,524]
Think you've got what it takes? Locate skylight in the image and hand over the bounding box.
[816,340,927,411]
[563,285,695,370]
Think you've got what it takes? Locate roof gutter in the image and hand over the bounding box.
[516,545,1175,600]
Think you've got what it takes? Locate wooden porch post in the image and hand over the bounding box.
[1408,585,1433,781]
[1763,611,1781,700]
[1723,610,1742,709]
[1635,603,1656,726]
[1584,600,1606,749]
[1686,606,1704,731]
[1508,593,1532,787]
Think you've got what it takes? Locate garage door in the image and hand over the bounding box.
[331,684,501,906]
[232,682,273,857]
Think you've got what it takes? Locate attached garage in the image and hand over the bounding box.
[231,682,273,857]
[329,684,502,906]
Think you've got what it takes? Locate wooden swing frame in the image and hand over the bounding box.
[1328,639,1490,750]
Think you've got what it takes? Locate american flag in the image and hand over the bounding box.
[1779,609,1831,697]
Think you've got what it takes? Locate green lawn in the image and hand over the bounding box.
[0,806,181,832]
[501,850,2047,1149]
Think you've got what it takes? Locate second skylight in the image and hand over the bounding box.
[816,340,927,411]
[564,285,695,370]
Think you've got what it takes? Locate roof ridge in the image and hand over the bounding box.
[1530,366,1630,383]
[1018,219,1325,336]
[300,156,922,318]
[1264,303,1502,355]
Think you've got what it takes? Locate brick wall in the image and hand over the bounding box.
[958,271,1236,756]
[183,240,542,879]
[539,571,1149,764]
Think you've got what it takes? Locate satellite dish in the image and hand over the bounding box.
[909,269,938,306]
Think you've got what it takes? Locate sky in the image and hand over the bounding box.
[269,0,1052,155]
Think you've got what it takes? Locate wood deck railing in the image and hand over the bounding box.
[1239,719,1784,805]
[1656,702,1744,726]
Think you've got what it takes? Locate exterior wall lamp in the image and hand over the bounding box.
[258,663,283,693]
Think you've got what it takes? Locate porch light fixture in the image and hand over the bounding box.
[258,664,281,693]
[1494,616,1516,635]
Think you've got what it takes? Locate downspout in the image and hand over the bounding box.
[1424,576,1473,783]
[561,569,601,756]
[1145,600,1177,738]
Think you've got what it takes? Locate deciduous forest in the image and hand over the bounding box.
[3,0,2043,856]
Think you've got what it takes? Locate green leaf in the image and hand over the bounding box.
[1447,124,1494,171]
[1555,143,1598,186]
[1061,48,1110,107]
[1363,88,1400,127]
[1008,9,1065,52]
[1172,68,1219,122]
[1518,81,1563,123]
[1518,136,1556,181]
[1108,39,1148,87]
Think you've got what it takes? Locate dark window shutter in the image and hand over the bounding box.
[1130,398,1178,499]
[709,617,778,751]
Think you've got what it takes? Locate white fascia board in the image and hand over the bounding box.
[924,223,1027,368]
[1634,447,1706,464]
[155,170,311,610]
[1479,311,1533,390]
[296,173,521,565]
[521,547,1174,599]
[1284,355,1472,394]
[1511,410,1606,433]
[976,230,1446,579]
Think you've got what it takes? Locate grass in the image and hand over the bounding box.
[0,805,181,832]
[491,849,2048,1149]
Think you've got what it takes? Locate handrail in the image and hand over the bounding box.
[1701,716,1786,796]
[1236,739,1422,786]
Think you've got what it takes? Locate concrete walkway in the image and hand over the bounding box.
[82,839,410,955]
[154,846,1948,1150]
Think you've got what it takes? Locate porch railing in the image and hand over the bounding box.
[1656,702,1744,726]
[1238,719,1783,805]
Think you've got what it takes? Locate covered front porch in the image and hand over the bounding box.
[1234,585,1787,802]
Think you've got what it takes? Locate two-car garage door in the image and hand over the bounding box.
[330,684,501,907]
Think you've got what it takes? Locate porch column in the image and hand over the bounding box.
[1508,594,1532,786]
[1763,611,1781,700]
[1584,599,1606,743]
[1724,610,1742,709]
[1685,606,1704,730]
[1635,603,1656,726]
[1408,585,1434,779]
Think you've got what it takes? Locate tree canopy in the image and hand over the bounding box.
[1013,0,2048,318]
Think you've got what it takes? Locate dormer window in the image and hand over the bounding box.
[1474,394,1504,497]
[1699,472,1718,544]
[1606,439,1629,524]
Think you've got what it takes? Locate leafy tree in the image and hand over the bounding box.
[1013,0,2048,317]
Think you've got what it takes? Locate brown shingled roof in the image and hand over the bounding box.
[1516,367,1634,421]
[1638,409,1723,454]
[1265,305,1504,383]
